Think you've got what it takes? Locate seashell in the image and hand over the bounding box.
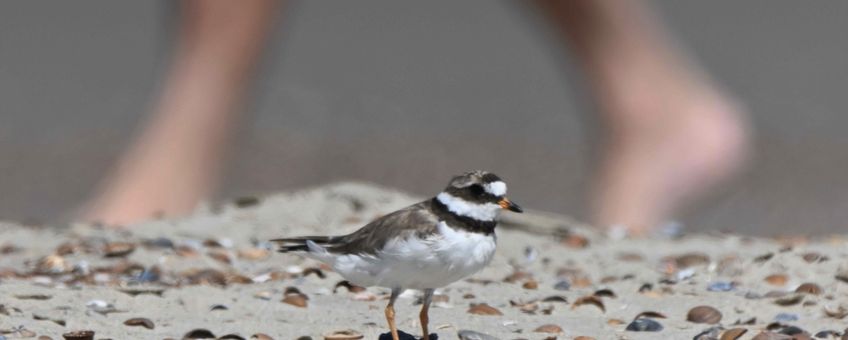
[625,318,663,332]
[282,294,308,308]
[238,248,270,261]
[184,268,227,286]
[509,300,538,314]
[606,318,626,325]
[251,334,275,340]
[572,296,605,313]
[183,329,216,339]
[62,330,94,340]
[218,335,246,340]
[533,324,563,334]
[753,253,774,263]
[600,276,618,283]
[333,280,366,293]
[673,252,710,268]
[502,271,531,283]
[773,313,798,322]
[36,254,69,274]
[801,252,822,263]
[38,336,54,340]
[55,242,77,255]
[175,245,200,257]
[777,325,808,337]
[687,306,722,324]
[117,287,165,297]
[707,281,736,292]
[209,304,228,311]
[813,330,840,338]
[764,274,788,286]
[572,277,592,288]
[720,328,748,340]
[144,237,174,249]
[794,282,822,295]
[553,280,571,291]
[823,304,848,319]
[522,280,538,290]
[103,242,135,258]
[693,326,723,340]
[302,267,326,279]
[749,331,791,340]
[773,294,803,306]
[593,289,616,298]
[634,311,667,320]
[676,268,696,281]
[467,303,502,315]
[123,317,155,329]
[323,330,363,340]
[86,300,119,315]
[457,330,499,340]
[15,294,51,300]
[562,233,589,248]
[732,317,757,325]
[207,249,232,264]
[541,295,568,303]
[254,291,273,300]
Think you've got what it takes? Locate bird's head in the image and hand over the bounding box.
[435,170,522,222]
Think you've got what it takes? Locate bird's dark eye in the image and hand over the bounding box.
[469,184,485,197]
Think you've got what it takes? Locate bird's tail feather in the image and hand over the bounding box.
[271,236,337,253]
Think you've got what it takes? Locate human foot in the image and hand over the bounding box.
[592,78,750,236]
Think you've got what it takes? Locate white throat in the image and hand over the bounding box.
[436,192,501,221]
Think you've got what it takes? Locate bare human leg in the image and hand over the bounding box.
[419,289,434,340]
[81,0,282,226]
[535,0,750,234]
[386,288,403,340]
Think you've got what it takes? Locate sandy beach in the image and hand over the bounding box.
[1,183,847,339]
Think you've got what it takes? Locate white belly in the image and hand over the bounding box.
[323,221,497,290]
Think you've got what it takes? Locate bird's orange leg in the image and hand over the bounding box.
[386,288,403,340]
[419,289,434,340]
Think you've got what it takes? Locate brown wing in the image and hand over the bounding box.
[327,200,439,255]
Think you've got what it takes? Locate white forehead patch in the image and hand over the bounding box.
[484,181,507,196]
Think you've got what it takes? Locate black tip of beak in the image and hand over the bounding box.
[509,202,523,213]
[500,198,523,213]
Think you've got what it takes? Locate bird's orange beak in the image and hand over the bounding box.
[498,197,523,213]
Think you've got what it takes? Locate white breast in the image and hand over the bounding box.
[318,221,497,290]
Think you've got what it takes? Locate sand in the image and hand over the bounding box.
[1,182,847,339]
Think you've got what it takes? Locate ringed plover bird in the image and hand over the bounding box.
[272,170,522,340]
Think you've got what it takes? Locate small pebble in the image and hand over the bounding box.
[553,280,571,291]
[707,281,736,292]
[773,313,799,322]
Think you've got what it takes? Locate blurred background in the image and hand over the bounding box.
[0,1,846,235]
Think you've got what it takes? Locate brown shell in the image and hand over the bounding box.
[719,328,748,340]
[686,305,722,324]
[467,303,503,315]
[795,282,822,295]
[533,324,563,334]
[123,317,155,329]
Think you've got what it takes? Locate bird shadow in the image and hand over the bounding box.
[378,330,438,340]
